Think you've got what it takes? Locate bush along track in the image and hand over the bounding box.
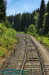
[0,23,18,67]
[27,24,49,49]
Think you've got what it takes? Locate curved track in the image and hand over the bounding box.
[0,34,49,75]
[18,34,49,75]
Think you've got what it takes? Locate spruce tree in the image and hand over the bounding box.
[47,1,49,13]
[44,1,49,34]
[31,10,35,25]
[21,13,27,31]
[16,14,21,31]
[37,0,45,34]
[0,0,6,22]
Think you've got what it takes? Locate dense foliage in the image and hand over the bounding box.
[37,0,45,34]
[0,0,6,22]
[27,0,49,48]
[37,36,49,48]
[7,0,49,36]
[0,0,18,57]
[44,2,49,34]
[7,10,39,32]
[27,24,36,36]
[0,23,17,57]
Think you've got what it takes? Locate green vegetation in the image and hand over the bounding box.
[0,0,18,58]
[37,36,49,48]
[27,24,49,49]
[0,23,18,57]
[27,25,49,48]
[27,0,49,49]
[0,0,6,22]
[4,20,12,28]
[16,32,25,34]
[37,0,45,34]
[27,24,36,36]
[0,0,49,57]
[7,0,49,36]
[0,47,7,57]
[7,10,39,32]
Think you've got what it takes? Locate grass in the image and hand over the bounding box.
[16,31,25,34]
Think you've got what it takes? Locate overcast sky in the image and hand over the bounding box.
[6,0,49,16]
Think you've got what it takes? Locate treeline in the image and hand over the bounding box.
[7,9,39,32]
[0,0,49,35]
[7,0,49,35]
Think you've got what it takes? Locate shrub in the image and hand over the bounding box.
[0,22,18,58]
[27,24,36,36]
[4,20,12,28]
[42,37,49,46]
[0,28,17,50]
[37,36,49,48]
[0,23,17,51]
[0,23,7,36]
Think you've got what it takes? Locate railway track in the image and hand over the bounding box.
[16,34,49,75]
[0,34,49,75]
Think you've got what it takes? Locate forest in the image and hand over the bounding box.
[0,0,49,57]
[7,0,49,35]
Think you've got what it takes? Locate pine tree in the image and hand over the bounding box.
[0,0,6,22]
[16,14,21,31]
[31,10,35,25]
[13,15,17,30]
[47,1,49,13]
[36,8,40,13]
[21,13,27,31]
[37,0,45,34]
[44,1,49,34]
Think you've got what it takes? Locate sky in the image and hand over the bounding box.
[6,0,49,16]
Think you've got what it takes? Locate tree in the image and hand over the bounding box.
[37,0,45,34]
[44,1,49,34]
[4,20,12,28]
[13,15,17,30]
[27,24,36,36]
[47,1,49,13]
[15,14,21,31]
[44,14,49,34]
[36,8,40,13]
[34,12,39,27]
[31,10,35,25]
[0,0,6,22]
[21,13,27,31]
